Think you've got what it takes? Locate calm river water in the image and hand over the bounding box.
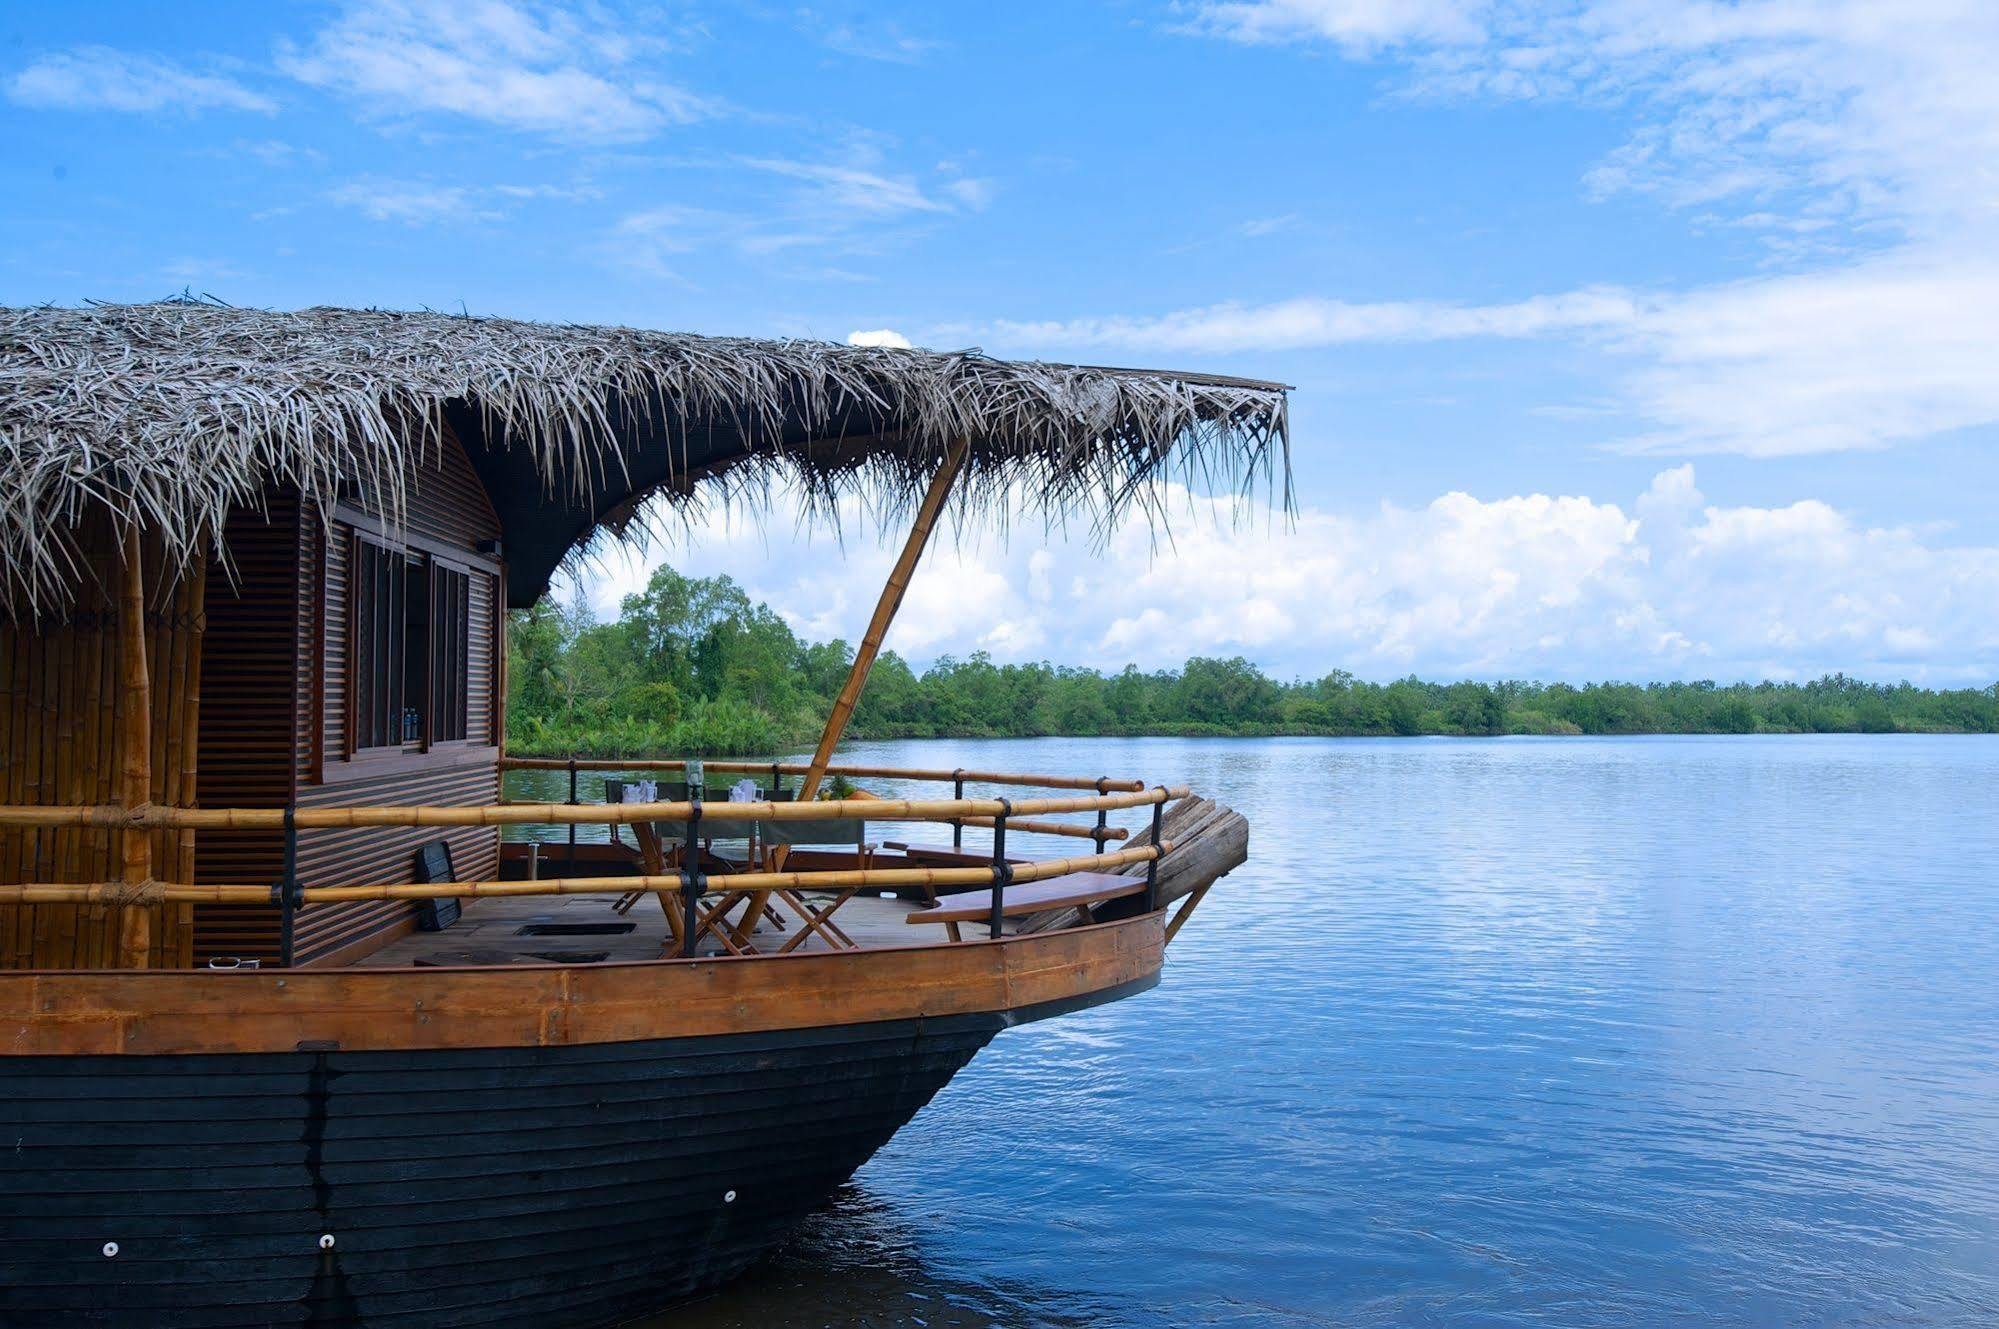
[512,735,1999,1327]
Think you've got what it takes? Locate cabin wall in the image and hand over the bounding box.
[192,426,507,968]
[0,520,202,969]
[2,424,509,971]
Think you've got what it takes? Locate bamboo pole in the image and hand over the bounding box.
[798,437,969,805]
[498,756,1146,794]
[952,815,1126,841]
[0,841,1171,908]
[115,524,152,970]
[0,785,1189,832]
[174,563,206,967]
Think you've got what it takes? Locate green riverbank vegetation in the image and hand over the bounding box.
[505,569,1999,757]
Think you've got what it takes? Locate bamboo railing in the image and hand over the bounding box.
[0,764,1186,958]
[0,786,1185,832]
[0,843,1171,907]
[498,756,1147,792]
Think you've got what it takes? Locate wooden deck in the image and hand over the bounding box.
[356,888,971,967]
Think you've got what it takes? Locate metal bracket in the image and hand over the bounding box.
[679,796,703,957]
[1145,787,1165,912]
[566,758,579,868]
[989,797,1012,939]
[272,805,300,968]
[952,768,967,850]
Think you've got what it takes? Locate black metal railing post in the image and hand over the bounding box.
[1145,786,1165,912]
[680,796,703,958]
[1095,776,1111,849]
[274,804,299,969]
[565,758,578,873]
[951,768,966,850]
[988,798,1012,940]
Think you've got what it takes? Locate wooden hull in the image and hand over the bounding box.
[0,916,1163,1327]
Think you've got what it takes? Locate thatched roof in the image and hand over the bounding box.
[0,300,1289,612]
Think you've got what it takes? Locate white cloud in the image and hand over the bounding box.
[7,46,275,114]
[1239,213,1300,237]
[1618,251,1999,455]
[814,20,944,65]
[1188,0,1483,52]
[556,471,1999,685]
[223,138,324,165]
[1045,1,1999,457]
[604,146,988,279]
[973,287,1639,353]
[277,0,709,141]
[967,247,1999,455]
[326,177,500,225]
[847,329,913,349]
[740,158,947,216]
[327,173,601,226]
[943,176,997,211]
[605,204,782,280]
[160,257,251,283]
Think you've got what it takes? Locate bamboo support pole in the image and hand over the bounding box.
[952,814,1126,841]
[0,841,1172,908]
[115,524,152,970]
[798,436,968,805]
[497,756,1146,794]
[0,786,1189,832]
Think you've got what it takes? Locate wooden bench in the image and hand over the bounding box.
[903,871,1146,940]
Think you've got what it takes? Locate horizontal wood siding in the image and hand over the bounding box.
[319,516,346,769]
[468,567,496,745]
[338,417,502,550]
[191,499,303,967]
[292,762,500,966]
[198,422,505,969]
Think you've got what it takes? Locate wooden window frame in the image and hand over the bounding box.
[345,530,413,757]
[427,556,473,749]
[324,514,503,783]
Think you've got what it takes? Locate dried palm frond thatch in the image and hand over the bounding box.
[0,301,1289,613]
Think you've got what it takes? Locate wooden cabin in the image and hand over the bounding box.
[0,432,505,968]
[0,300,1287,971]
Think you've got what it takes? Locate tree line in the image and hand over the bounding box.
[505,567,1999,756]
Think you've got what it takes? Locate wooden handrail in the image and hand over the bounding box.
[0,786,1187,832]
[0,842,1171,908]
[497,803,1130,842]
[955,815,1127,841]
[496,757,1147,794]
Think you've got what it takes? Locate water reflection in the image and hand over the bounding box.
[649,1186,1106,1329]
[517,736,1999,1327]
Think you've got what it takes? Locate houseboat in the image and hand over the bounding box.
[0,300,1282,1327]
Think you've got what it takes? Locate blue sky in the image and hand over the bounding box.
[6,2,1997,684]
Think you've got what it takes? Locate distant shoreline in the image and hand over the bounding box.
[507,571,1998,759]
[506,719,1997,759]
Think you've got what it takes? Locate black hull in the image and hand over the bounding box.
[0,1014,1005,1327]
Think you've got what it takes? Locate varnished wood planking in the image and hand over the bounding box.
[0,911,1163,1054]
